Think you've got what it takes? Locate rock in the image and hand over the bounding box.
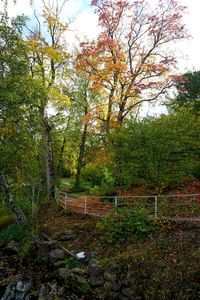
[4,240,19,255]
[104,271,117,282]
[72,267,88,276]
[49,249,65,261]
[106,291,126,300]
[56,267,71,280]
[109,262,123,274]
[37,240,58,259]
[88,259,104,287]
[111,282,121,292]
[121,287,132,297]
[88,259,103,276]
[89,276,104,287]
[73,274,88,285]
[104,281,112,291]
[38,281,64,300]
[38,240,58,248]
[121,278,131,287]
[38,284,48,300]
[1,281,31,300]
[90,251,97,259]
[47,280,58,295]
[59,230,77,241]
[56,267,88,286]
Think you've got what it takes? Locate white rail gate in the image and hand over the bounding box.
[57,192,200,220]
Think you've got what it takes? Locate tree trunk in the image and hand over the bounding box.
[43,117,55,200]
[57,117,71,176]
[105,75,118,135]
[57,136,66,176]
[1,172,27,225]
[117,98,127,125]
[105,99,113,135]
[75,123,88,188]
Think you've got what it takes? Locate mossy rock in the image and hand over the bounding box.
[0,215,14,228]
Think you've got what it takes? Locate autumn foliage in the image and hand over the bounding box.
[76,0,188,132]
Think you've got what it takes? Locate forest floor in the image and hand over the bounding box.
[2,202,200,299]
[1,179,200,299]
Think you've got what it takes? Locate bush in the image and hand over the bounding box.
[97,209,155,244]
[0,223,27,243]
[55,257,83,269]
[83,165,115,195]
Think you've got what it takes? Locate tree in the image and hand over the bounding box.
[76,0,188,133]
[53,71,102,188]
[109,111,200,192]
[0,12,43,223]
[26,0,70,199]
[72,77,102,188]
[172,70,200,115]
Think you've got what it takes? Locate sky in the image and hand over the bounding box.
[2,0,200,72]
[1,0,200,72]
[1,0,200,116]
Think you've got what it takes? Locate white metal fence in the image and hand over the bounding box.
[57,192,200,220]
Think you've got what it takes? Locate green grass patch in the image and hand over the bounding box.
[58,177,92,193]
[59,177,75,186]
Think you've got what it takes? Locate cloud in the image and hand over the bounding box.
[66,7,99,48]
[2,0,200,71]
[0,0,32,17]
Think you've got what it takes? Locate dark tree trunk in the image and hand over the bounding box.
[57,136,66,176]
[105,99,113,135]
[117,98,127,125]
[43,117,55,200]
[75,123,88,188]
[1,172,27,225]
[57,117,71,176]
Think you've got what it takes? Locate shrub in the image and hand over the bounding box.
[82,165,115,195]
[55,257,83,269]
[0,223,27,243]
[97,209,155,244]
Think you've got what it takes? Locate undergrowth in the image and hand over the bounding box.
[0,223,28,243]
[97,208,155,244]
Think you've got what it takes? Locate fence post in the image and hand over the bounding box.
[154,195,158,219]
[84,197,87,214]
[115,196,118,215]
[64,194,67,210]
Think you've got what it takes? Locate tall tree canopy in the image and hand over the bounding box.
[26,0,70,199]
[76,0,188,133]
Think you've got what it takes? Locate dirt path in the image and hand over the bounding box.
[59,196,114,217]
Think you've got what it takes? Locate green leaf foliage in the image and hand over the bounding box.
[109,111,200,192]
[97,209,155,244]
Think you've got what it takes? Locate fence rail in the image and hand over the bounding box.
[57,192,200,220]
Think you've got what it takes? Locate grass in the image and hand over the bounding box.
[59,178,92,194]
[59,178,75,186]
